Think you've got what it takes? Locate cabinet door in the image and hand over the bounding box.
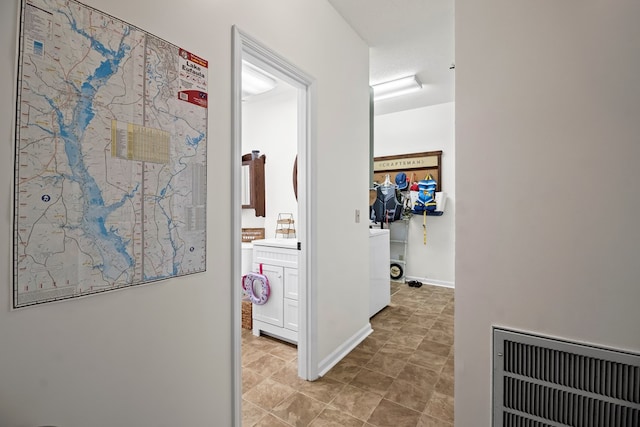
[284,268,298,300]
[252,264,283,327]
[284,298,298,331]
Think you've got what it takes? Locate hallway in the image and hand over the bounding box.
[241,282,454,426]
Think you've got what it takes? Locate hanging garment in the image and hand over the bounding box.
[412,174,437,214]
[371,184,403,223]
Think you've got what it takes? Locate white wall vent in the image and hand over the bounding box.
[493,328,640,427]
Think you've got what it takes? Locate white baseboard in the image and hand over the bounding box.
[317,323,373,377]
[405,276,455,289]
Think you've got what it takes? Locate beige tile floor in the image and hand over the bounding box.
[242,282,454,427]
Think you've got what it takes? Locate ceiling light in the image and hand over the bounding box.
[372,75,422,101]
[242,60,277,99]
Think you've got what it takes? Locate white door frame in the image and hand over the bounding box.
[231,26,318,426]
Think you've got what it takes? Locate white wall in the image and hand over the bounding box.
[456,1,640,425]
[375,102,455,286]
[242,85,298,238]
[0,0,370,426]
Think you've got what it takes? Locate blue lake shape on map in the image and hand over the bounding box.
[47,20,137,283]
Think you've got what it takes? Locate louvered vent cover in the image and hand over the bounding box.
[493,328,640,427]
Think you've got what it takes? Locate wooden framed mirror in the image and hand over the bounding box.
[242,153,266,217]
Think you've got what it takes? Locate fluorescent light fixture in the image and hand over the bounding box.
[242,60,277,99]
[372,75,422,101]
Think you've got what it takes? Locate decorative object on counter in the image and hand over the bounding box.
[275,213,296,238]
[242,152,266,217]
[242,227,265,243]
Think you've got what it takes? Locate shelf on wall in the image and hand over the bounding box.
[410,211,444,217]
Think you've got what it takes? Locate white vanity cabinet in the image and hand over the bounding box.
[251,239,299,344]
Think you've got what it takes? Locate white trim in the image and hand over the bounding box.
[231,26,317,427]
[252,320,298,343]
[302,79,319,381]
[231,27,243,427]
[317,323,373,377]
[240,35,317,381]
[405,276,455,289]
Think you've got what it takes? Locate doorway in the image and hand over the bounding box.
[231,26,316,426]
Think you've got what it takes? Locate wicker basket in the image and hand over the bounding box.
[241,300,253,330]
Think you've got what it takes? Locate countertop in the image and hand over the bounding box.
[251,238,298,249]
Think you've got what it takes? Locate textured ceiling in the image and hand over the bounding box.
[327,0,455,115]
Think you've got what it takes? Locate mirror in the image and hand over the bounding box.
[242,153,266,217]
[241,164,251,206]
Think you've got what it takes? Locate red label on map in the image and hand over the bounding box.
[179,49,208,68]
[178,90,208,108]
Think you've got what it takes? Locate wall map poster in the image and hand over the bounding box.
[13,0,208,308]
